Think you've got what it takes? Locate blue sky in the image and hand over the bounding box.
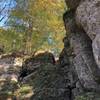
[0,0,16,27]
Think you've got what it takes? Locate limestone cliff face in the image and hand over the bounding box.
[65,0,100,71]
[62,0,100,99]
[76,0,100,70]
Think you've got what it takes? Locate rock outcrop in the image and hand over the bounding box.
[76,0,100,70]
[63,0,100,99]
[19,52,73,100]
[19,52,55,79]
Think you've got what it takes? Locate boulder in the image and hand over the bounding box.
[19,52,55,79]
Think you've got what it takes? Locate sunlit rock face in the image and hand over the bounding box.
[76,0,100,70]
[76,0,100,40]
[64,11,100,90]
[63,0,100,99]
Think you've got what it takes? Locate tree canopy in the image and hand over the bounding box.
[0,0,66,57]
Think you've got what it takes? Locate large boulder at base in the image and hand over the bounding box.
[19,52,73,100]
[30,60,74,100]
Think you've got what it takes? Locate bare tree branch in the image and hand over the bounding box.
[0,15,6,22]
[0,4,6,14]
